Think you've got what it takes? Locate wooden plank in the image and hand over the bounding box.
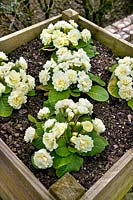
[80,149,133,200]
[0,139,55,200]
[78,16,133,57]
[0,15,62,53]
[0,8,133,200]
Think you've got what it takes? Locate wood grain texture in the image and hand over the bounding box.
[0,139,55,200]
[0,9,133,200]
[78,16,133,57]
[0,15,62,53]
[80,149,133,200]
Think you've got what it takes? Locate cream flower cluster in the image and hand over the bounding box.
[40,20,91,48]
[24,98,106,169]
[39,47,92,92]
[114,57,133,100]
[0,52,35,109]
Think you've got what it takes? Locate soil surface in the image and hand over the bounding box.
[0,37,132,190]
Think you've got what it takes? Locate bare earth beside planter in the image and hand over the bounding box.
[0,9,133,200]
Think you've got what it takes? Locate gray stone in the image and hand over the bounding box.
[123,24,133,34]
[49,173,85,200]
[105,25,118,33]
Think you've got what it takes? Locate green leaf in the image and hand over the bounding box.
[28,114,37,124]
[83,44,99,58]
[36,127,44,136]
[87,85,109,101]
[65,126,72,141]
[88,72,106,86]
[31,155,39,169]
[76,40,88,49]
[27,90,36,97]
[68,146,77,153]
[78,115,91,122]
[51,51,58,61]
[43,100,55,115]
[56,112,66,122]
[0,95,13,117]
[57,137,66,147]
[108,76,120,98]
[32,137,44,149]
[109,63,118,73]
[128,98,133,110]
[37,84,54,91]
[75,40,98,58]
[88,136,108,156]
[55,146,71,157]
[56,154,83,177]
[48,89,70,106]
[4,86,11,94]
[70,90,80,97]
[80,132,108,156]
[53,154,71,169]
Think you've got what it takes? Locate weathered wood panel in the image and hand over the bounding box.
[0,8,133,200]
[80,148,133,200]
[0,139,55,200]
[78,15,133,57]
[0,15,62,53]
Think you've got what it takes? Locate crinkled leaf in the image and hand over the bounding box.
[68,146,77,153]
[0,95,13,117]
[48,89,70,106]
[78,115,91,122]
[87,85,109,101]
[4,86,11,94]
[109,63,118,73]
[36,127,44,136]
[32,137,44,149]
[55,146,71,157]
[76,40,88,49]
[70,90,80,97]
[57,137,66,147]
[53,154,83,177]
[88,72,106,86]
[43,100,55,115]
[31,155,39,169]
[56,112,66,122]
[89,136,108,156]
[108,76,120,98]
[128,98,133,110]
[36,84,53,91]
[28,114,37,124]
[83,44,99,58]
[65,126,72,141]
[40,46,56,51]
[75,40,98,58]
[51,51,58,61]
[28,90,36,97]
[53,154,71,169]
[80,133,108,156]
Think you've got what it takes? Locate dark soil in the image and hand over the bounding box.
[0,38,132,190]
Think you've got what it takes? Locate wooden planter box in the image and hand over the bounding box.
[0,9,133,200]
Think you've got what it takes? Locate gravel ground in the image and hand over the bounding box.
[0,37,132,189]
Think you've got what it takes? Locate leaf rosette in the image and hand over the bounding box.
[108,57,133,110]
[0,52,36,117]
[24,98,108,177]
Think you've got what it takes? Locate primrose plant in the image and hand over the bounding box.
[0,52,35,117]
[24,98,108,177]
[40,20,97,56]
[108,56,133,110]
[38,46,109,104]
